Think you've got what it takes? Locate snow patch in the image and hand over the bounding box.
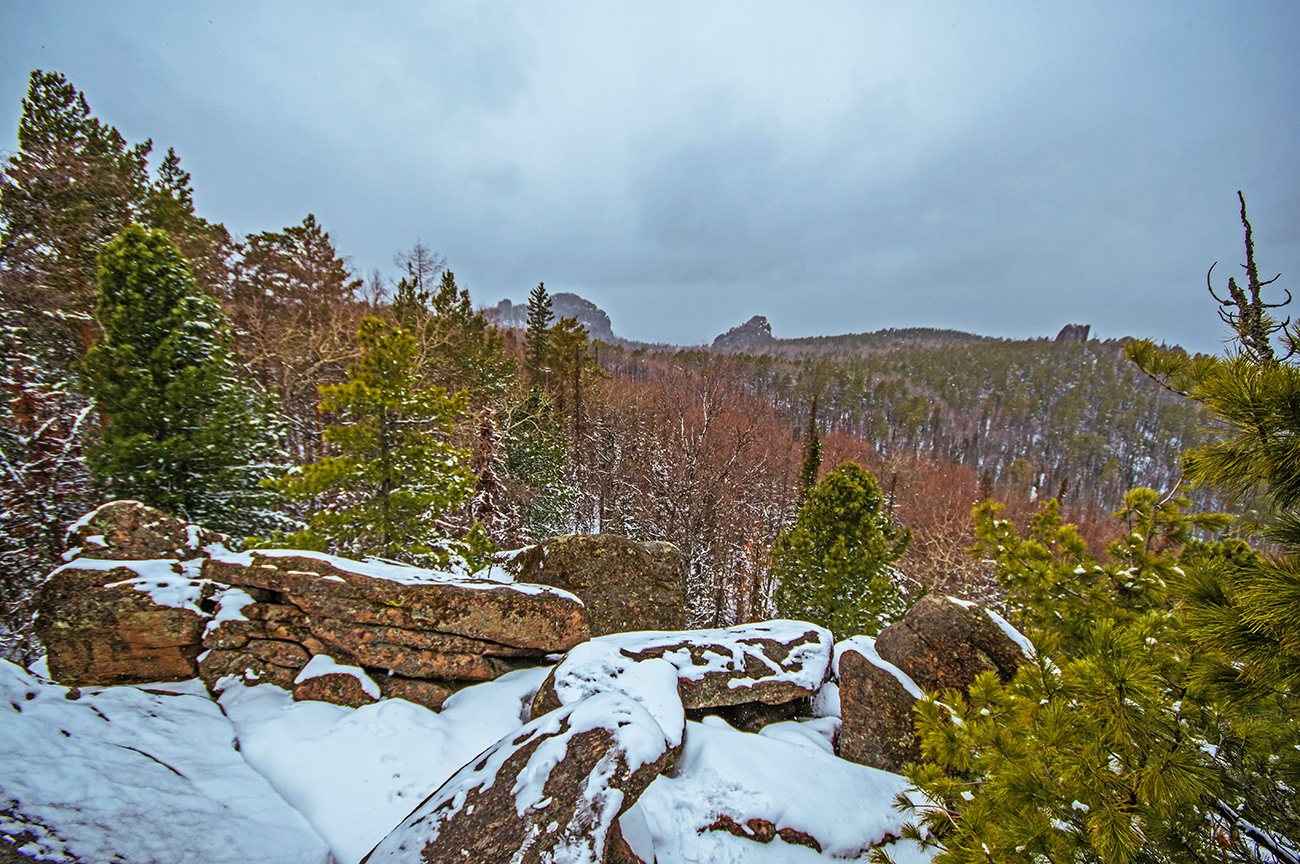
[294,654,381,699]
[0,660,331,864]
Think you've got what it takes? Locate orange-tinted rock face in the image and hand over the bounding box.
[37,505,591,709]
[34,563,213,686]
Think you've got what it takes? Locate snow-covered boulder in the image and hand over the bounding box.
[34,557,218,686]
[63,499,235,563]
[508,534,687,636]
[361,691,681,864]
[200,549,590,709]
[33,501,235,687]
[834,636,924,772]
[874,595,1030,696]
[624,716,925,863]
[532,620,834,723]
[0,660,333,864]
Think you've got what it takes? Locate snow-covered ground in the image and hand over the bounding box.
[1,657,932,864]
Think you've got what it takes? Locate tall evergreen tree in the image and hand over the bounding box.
[417,270,515,403]
[264,317,487,569]
[524,282,553,389]
[79,225,278,536]
[548,314,601,440]
[0,70,151,298]
[772,462,911,639]
[229,214,365,462]
[141,147,233,298]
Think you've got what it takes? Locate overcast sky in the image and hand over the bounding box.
[4,2,1298,352]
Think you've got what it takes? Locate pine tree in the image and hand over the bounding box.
[772,462,911,639]
[264,317,488,569]
[141,147,233,297]
[524,282,553,389]
[889,492,1236,864]
[79,224,278,536]
[0,70,151,298]
[548,315,603,438]
[229,214,365,462]
[1125,196,1300,859]
[419,270,515,402]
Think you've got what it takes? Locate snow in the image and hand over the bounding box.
[542,639,686,747]
[227,548,581,601]
[0,660,331,864]
[836,636,925,700]
[48,556,213,615]
[813,680,841,718]
[217,666,550,864]
[365,690,675,863]
[981,606,1037,658]
[626,717,932,863]
[8,641,934,864]
[205,586,256,634]
[294,654,381,699]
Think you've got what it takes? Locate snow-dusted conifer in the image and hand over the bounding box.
[265,317,489,569]
[80,224,278,536]
[772,462,910,640]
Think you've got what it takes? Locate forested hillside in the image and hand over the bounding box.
[669,331,1212,517]
[0,70,1208,653]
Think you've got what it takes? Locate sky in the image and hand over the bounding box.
[3,2,1298,352]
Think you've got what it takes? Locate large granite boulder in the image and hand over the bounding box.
[532,620,833,723]
[205,550,588,651]
[33,558,217,686]
[34,502,239,686]
[507,535,686,636]
[874,594,1030,696]
[361,692,681,864]
[834,637,923,773]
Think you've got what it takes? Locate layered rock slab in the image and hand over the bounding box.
[532,620,833,723]
[200,550,590,707]
[361,692,681,864]
[205,550,588,651]
[508,534,687,636]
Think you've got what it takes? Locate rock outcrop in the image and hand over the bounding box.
[712,315,774,349]
[361,692,681,864]
[198,550,588,708]
[32,501,232,686]
[507,534,687,636]
[873,594,1029,696]
[490,292,619,344]
[35,502,590,709]
[1055,323,1091,343]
